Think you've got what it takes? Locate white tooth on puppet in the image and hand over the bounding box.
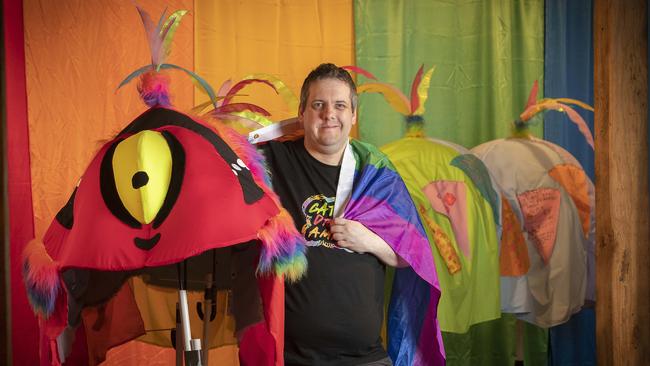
[236,159,248,170]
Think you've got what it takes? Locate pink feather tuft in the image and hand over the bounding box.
[216,79,233,107]
[22,239,60,317]
[525,80,539,110]
[341,65,378,80]
[410,65,424,114]
[138,70,172,107]
[135,5,163,66]
[555,103,595,149]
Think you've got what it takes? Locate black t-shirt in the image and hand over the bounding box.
[261,139,388,366]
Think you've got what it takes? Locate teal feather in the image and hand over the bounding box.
[159,63,218,107]
[116,64,153,91]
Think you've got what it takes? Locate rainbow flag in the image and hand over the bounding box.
[344,139,445,365]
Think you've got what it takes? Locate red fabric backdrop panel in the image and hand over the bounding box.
[4,0,37,364]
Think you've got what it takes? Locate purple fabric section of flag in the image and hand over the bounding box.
[416,288,445,365]
[350,165,427,237]
[346,194,434,283]
[343,140,445,365]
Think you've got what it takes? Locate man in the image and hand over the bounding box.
[260,63,444,366]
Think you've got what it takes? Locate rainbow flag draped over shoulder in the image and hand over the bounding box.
[343,139,445,366]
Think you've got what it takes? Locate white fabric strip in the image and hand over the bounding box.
[334,140,356,218]
[248,117,299,144]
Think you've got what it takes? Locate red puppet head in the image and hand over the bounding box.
[22,6,305,366]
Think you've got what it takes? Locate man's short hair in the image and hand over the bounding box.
[299,63,358,114]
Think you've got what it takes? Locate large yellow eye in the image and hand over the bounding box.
[112,130,172,224]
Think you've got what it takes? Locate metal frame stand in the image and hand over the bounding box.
[177,260,203,366]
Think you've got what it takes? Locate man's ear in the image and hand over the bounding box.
[298,110,304,126]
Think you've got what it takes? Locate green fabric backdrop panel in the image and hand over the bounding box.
[442,314,548,366]
[354,1,548,364]
[354,0,544,148]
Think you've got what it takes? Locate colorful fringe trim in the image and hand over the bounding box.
[205,117,307,281]
[256,209,307,282]
[22,239,60,317]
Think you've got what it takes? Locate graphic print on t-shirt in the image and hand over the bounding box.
[301,194,337,248]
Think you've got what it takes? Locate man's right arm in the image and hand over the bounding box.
[330,218,409,268]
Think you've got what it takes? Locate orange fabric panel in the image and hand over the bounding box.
[517,188,561,265]
[417,205,461,275]
[499,198,530,276]
[82,283,145,366]
[105,341,239,366]
[130,276,237,348]
[24,0,194,238]
[194,0,355,134]
[24,1,195,364]
[549,164,591,237]
[24,2,353,364]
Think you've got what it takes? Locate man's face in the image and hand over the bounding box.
[300,78,356,158]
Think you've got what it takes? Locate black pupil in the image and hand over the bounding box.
[132,171,149,189]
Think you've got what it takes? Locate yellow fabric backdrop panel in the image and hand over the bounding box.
[195,0,355,131]
[24,0,195,238]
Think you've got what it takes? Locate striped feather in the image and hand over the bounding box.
[555,103,595,149]
[357,82,411,115]
[214,102,272,116]
[525,80,539,109]
[413,66,436,116]
[243,73,299,114]
[156,10,188,68]
[223,79,277,106]
[216,79,233,107]
[410,65,424,114]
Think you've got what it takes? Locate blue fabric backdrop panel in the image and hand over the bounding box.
[548,308,596,366]
[544,1,596,365]
[544,0,595,180]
